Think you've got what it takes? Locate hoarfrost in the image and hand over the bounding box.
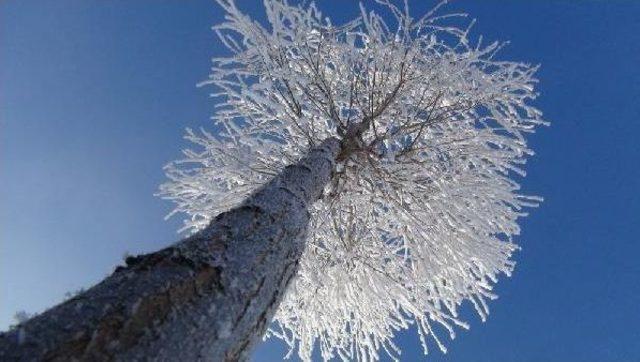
[159,0,546,360]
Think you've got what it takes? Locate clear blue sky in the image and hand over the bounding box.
[1,1,639,361]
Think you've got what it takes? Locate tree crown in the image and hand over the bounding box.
[159,0,546,360]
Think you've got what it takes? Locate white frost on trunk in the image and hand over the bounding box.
[0,138,340,361]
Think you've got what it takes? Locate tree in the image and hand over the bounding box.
[0,0,545,361]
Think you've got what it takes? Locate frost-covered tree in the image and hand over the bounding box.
[160,0,545,360]
[0,1,544,361]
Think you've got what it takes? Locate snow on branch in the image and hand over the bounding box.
[158,0,546,360]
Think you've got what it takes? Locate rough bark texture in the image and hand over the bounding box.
[0,137,341,362]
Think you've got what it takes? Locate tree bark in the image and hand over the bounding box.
[0,137,341,362]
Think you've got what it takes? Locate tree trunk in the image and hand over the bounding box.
[0,137,341,362]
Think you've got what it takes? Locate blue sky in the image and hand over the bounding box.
[1,1,639,361]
